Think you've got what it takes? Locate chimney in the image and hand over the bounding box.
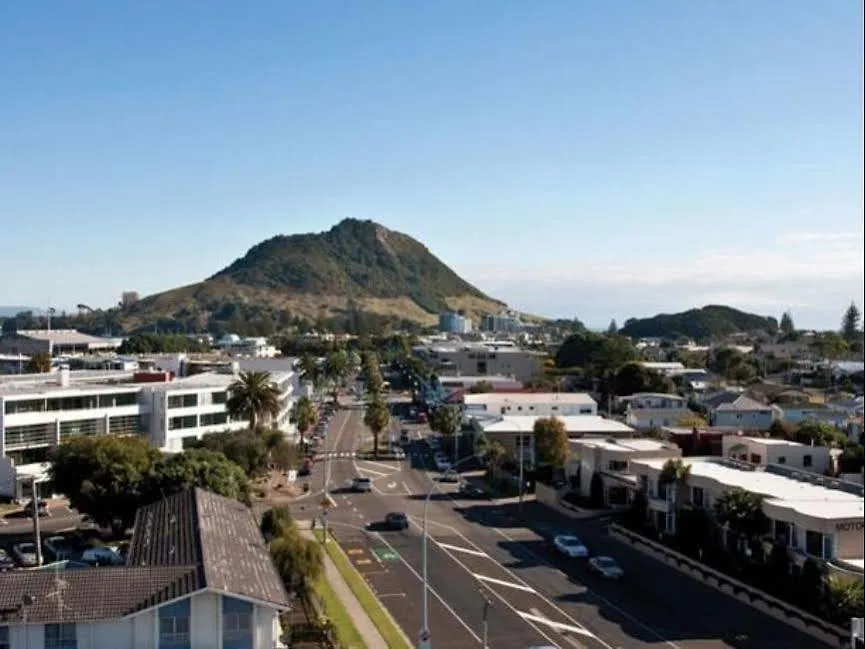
[58,365,71,388]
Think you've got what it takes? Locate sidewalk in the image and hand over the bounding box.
[301,530,388,649]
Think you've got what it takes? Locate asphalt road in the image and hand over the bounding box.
[292,398,831,649]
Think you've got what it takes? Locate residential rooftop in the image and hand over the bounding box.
[631,457,865,521]
[463,392,596,406]
[571,437,675,453]
[12,329,118,347]
[0,370,139,397]
[478,415,634,435]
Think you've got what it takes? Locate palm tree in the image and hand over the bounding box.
[363,395,390,458]
[227,371,283,429]
[289,396,318,449]
[713,487,768,555]
[298,354,319,383]
[658,458,691,535]
[323,350,349,403]
[430,405,463,464]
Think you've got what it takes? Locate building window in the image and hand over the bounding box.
[579,408,592,414]
[823,534,834,560]
[159,599,191,649]
[4,423,55,448]
[0,626,8,649]
[777,456,786,465]
[4,398,45,414]
[803,454,812,467]
[168,394,198,409]
[222,596,254,649]
[691,486,704,507]
[749,453,761,464]
[212,390,228,405]
[60,418,103,439]
[45,623,77,649]
[805,530,824,558]
[200,412,229,427]
[168,415,198,430]
[608,460,628,472]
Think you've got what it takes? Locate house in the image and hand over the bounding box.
[0,488,290,648]
[630,456,864,579]
[722,435,831,474]
[660,427,728,456]
[471,415,635,465]
[620,392,691,430]
[705,392,779,430]
[567,437,681,506]
[462,392,597,417]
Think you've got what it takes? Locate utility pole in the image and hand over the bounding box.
[518,440,525,516]
[31,479,43,567]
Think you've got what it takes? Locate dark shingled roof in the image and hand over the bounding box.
[0,566,200,624]
[127,488,289,608]
[0,488,289,625]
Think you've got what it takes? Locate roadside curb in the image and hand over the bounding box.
[301,530,389,649]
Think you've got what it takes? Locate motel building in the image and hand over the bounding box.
[630,456,865,580]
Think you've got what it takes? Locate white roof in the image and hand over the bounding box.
[631,457,864,522]
[736,436,808,448]
[463,392,596,406]
[0,370,139,397]
[571,438,673,453]
[16,329,117,348]
[479,415,633,435]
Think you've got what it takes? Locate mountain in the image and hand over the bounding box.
[619,305,779,341]
[121,219,506,330]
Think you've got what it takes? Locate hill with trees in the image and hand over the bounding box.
[619,305,778,341]
[119,218,505,331]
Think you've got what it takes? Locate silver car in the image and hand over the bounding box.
[588,555,624,579]
[13,542,38,567]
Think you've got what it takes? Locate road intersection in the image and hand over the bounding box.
[293,400,830,649]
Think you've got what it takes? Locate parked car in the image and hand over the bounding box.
[0,549,16,571]
[458,482,487,499]
[439,469,459,483]
[400,429,411,444]
[384,512,409,530]
[553,535,589,558]
[434,457,452,472]
[392,448,406,460]
[82,546,124,566]
[352,476,373,493]
[13,542,38,567]
[44,535,74,560]
[588,556,624,579]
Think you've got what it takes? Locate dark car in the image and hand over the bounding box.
[24,498,49,518]
[384,512,409,530]
[458,482,487,499]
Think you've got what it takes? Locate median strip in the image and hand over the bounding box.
[315,530,413,649]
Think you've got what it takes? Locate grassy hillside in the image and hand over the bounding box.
[619,305,778,341]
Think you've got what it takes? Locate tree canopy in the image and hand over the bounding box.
[611,362,673,396]
[290,396,318,447]
[713,487,767,541]
[25,351,52,374]
[842,302,862,340]
[554,332,638,376]
[533,417,569,467]
[363,395,391,457]
[429,405,462,437]
[145,448,250,504]
[779,311,796,339]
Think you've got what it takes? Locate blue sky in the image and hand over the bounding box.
[1,1,862,329]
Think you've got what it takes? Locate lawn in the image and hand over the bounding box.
[312,573,368,649]
[315,531,412,649]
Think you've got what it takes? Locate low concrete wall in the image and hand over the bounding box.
[609,524,849,648]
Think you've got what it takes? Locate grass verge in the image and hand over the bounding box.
[314,530,412,649]
[311,574,368,649]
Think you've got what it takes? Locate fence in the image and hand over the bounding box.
[610,523,851,647]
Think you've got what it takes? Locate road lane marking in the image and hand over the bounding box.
[356,466,390,477]
[520,610,596,638]
[437,542,488,558]
[474,573,537,593]
[490,526,681,648]
[402,482,412,495]
[378,592,406,598]
[369,529,482,643]
[355,559,373,565]
[347,549,365,555]
[360,459,400,471]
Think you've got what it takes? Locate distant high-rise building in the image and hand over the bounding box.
[480,311,524,333]
[121,291,140,307]
[438,311,471,334]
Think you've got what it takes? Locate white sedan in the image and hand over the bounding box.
[588,555,625,579]
[553,535,589,558]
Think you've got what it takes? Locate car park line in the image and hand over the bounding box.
[474,573,537,593]
[437,542,488,558]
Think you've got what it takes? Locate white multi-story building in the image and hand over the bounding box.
[0,364,301,462]
[438,311,472,334]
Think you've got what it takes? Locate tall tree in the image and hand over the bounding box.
[227,370,283,428]
[269,531,323,594]
[533,417,569,467]
[25,351,52,374]
[323,349,349,402]
[289,396,318,448]
[713,487,767,552]
[607,319,618,335]
[363,395,391,458]
[779,311,796,339]
[49,436,160,533]
[842,302,862,340]
[298,354,319,384]
[612,362,674,396]
[658,458,691,528]
[146,448,251,504]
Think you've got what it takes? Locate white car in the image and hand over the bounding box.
[434,457,452,472]
[553,534,589,558]
[82,546,124,566]
[13,542,38,567]
[588,555,624,579]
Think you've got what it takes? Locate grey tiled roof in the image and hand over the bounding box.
[714,395,770,412]
[128,488,290,609]
[0,488,288,626]
[0,565,200,625]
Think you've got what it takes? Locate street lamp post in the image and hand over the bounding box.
[480,589,493,649]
